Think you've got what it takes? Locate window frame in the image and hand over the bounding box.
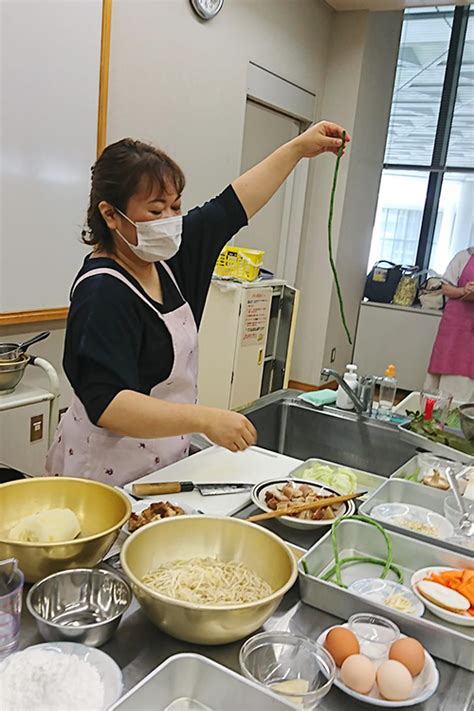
[382,5,473,271]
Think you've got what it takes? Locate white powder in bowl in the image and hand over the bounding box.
[0,648,105,711]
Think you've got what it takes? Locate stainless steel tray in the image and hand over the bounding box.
[289,458,386,500]
[111,653,295,710]
[390,454,469,482]
[398,422,473,465]
[298,518,474,671]
[359,478,472,555]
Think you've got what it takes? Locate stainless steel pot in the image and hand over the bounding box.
[0,331,50,361]
[0,355,29,393]
[26,567,132,647]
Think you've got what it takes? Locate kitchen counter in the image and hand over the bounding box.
[16,511,473,711]
[353,301,443,391]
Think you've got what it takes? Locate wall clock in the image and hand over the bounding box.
[190,0,224,21]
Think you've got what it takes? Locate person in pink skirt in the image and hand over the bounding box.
[425,247,474,403]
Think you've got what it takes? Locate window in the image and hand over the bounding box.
[369,5,474,276]
[369,171,428,266]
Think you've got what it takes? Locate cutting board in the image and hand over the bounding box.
[124,445,301,516]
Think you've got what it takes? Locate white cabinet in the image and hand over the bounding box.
[198,279,299,410]
[353,302,442,391]
[0,385,54,475]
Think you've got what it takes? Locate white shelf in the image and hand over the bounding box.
[361,301,442,317]
[0,384,54,411]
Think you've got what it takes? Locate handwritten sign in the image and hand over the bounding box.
[242,290,270,347]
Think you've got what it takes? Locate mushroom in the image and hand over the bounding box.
[422,469,450,490]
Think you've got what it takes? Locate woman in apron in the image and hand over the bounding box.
[425,247,474,403]
[46,122,349,485]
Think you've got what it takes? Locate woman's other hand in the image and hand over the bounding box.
[294,121,350,158]
[203,409,257,452]
[442,283,468,300]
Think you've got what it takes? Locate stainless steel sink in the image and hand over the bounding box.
[240,391,417,477]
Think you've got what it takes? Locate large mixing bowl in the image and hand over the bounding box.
[0,477,131,582]
[121,516,297,645]
[0,355,29,393]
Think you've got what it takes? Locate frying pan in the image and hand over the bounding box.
[0,331,50,361]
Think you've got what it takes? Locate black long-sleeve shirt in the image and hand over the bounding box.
[63,186,248,424]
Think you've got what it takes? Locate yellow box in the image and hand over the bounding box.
[214,246,265,281]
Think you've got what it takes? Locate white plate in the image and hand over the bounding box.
[369,502,454,540]
[0,641,122,709]
[251,478,355,530]
[122,499,199,536]
[316,624,439,707]
[348,579,425,618]
[411,566,474,628]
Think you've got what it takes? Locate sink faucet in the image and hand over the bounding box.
[321,368,376,416]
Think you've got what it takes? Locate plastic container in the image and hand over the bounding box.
[336,364,358,411]
[240,631,335,710]
[214,246,264,281]
[347,613,399,660]
[443,494,474,530]
[0,566,24,658]
[377,364,397,421]
[420,390,453,428]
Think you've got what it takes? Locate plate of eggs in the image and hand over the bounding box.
[316,617,439,707]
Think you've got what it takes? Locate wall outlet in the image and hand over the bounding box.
[30,414,44,442]
[330,348,337,363]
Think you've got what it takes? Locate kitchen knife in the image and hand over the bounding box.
[132,481,253,497]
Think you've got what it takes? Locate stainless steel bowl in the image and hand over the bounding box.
[0,355,29,393]
[27,567,132,646]
[459,404,474,442]
[121,515,298,645]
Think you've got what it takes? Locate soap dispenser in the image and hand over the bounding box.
[336,364,359,410]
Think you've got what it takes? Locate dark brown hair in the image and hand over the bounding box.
[82,138,185,253]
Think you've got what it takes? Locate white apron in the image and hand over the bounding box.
[45,263,198,485]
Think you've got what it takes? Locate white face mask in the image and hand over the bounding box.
[115,208,182,262]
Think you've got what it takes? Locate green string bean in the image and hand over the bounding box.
[328,130,352,345]
[303,515,404,588]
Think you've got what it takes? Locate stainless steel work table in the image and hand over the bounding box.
[16,504,473,711]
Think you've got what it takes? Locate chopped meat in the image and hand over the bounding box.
[127,501,186,532]
[299,484,315,497]
[264,483,341,522]
[282,483,296,498]
[267,487,290,502]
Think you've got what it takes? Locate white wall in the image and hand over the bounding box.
[292,10,403,383]
[0,0,100,311]
[106,0,333,210]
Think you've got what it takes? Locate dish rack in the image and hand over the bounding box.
[214,246,264,281]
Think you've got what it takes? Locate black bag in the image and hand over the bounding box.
[364,261,403,303]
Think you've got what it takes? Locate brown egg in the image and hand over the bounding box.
[377,660,413,701]
[324,627,360,667]
[389,637,425,676]
[340,654,376,694]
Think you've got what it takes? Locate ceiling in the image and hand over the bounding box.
[327,1,470,11]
